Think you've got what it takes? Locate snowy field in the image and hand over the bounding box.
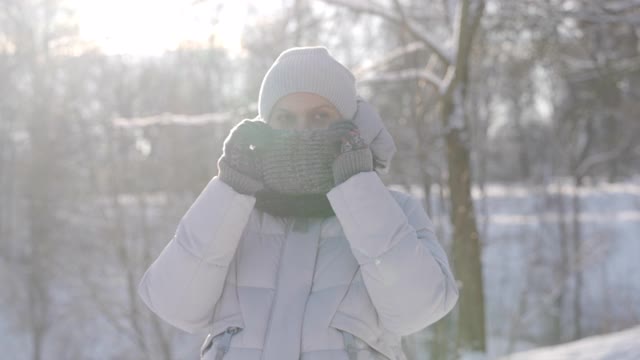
[478,181,640,357]
[395,179,640,359]
[501,325,640,360]
[2,180,639,359]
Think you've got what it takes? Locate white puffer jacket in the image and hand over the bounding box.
[138,171,459,360]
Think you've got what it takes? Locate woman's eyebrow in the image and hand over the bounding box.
[309,105,336,112]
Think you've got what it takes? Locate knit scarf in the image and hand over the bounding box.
[261,128,343,195]
[251,127,339,218]
[254,189,335,218]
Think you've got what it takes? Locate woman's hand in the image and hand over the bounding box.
[328,120,374,185]
[217,118,273,195]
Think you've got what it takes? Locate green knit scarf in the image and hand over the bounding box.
[254,190,335,218]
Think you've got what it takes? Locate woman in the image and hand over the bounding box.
[138,46,459,360]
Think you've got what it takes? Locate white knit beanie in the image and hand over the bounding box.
[258,46,358,122]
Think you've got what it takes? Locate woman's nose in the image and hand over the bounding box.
[300,117,330,130]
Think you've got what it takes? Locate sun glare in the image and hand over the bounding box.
[70,0,251,57]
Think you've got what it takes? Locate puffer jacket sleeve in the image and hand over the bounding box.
[137,176,255,334]
[327,171,459,336]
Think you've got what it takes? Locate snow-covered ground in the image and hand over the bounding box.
[477,181,640,356]
[501,325,640,360]
[395,179,640,359]
[2,180,639,359]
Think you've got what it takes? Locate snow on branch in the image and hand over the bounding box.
[353,41,426,76]
[359,68,443,92]
[561,0,640,26]
[322,0,454,64]
[391,0,455,64]
[600,0,640,14]
[404,19,455,65]
[563,11,640,25]
[321,0,397,21]
[112,106,256,129]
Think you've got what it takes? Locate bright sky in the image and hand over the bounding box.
[69,0,277,57]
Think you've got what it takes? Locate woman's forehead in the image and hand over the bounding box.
[273,92,338,113]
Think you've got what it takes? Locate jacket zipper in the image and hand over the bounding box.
[214,326,241,360]
[260,218,294,358]
[343,331,357,360]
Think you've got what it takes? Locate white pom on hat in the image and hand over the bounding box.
[258,46,358,122]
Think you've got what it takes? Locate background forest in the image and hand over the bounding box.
[1,0,639,359]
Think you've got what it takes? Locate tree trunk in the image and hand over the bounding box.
[571,175,583,340]
[552,182,569,343]
[443,88,486,353]
[443,0,487,353]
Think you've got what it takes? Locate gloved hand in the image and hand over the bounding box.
[330,120,374,185]
[217,118,273,195]
[351,96,396,174]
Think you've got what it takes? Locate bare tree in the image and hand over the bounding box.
[549,0,640,340]
[0,1,77,359]
[321,0,487,354]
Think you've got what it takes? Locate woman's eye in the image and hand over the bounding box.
[275,113,296,127]
[314,112,330,120]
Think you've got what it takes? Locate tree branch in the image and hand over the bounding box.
[359,68,443,91]
[575,125,640,177]
[352,41,426,77]
[322,0,454,64]
[599,0,640,14]
[442,0,485,96]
